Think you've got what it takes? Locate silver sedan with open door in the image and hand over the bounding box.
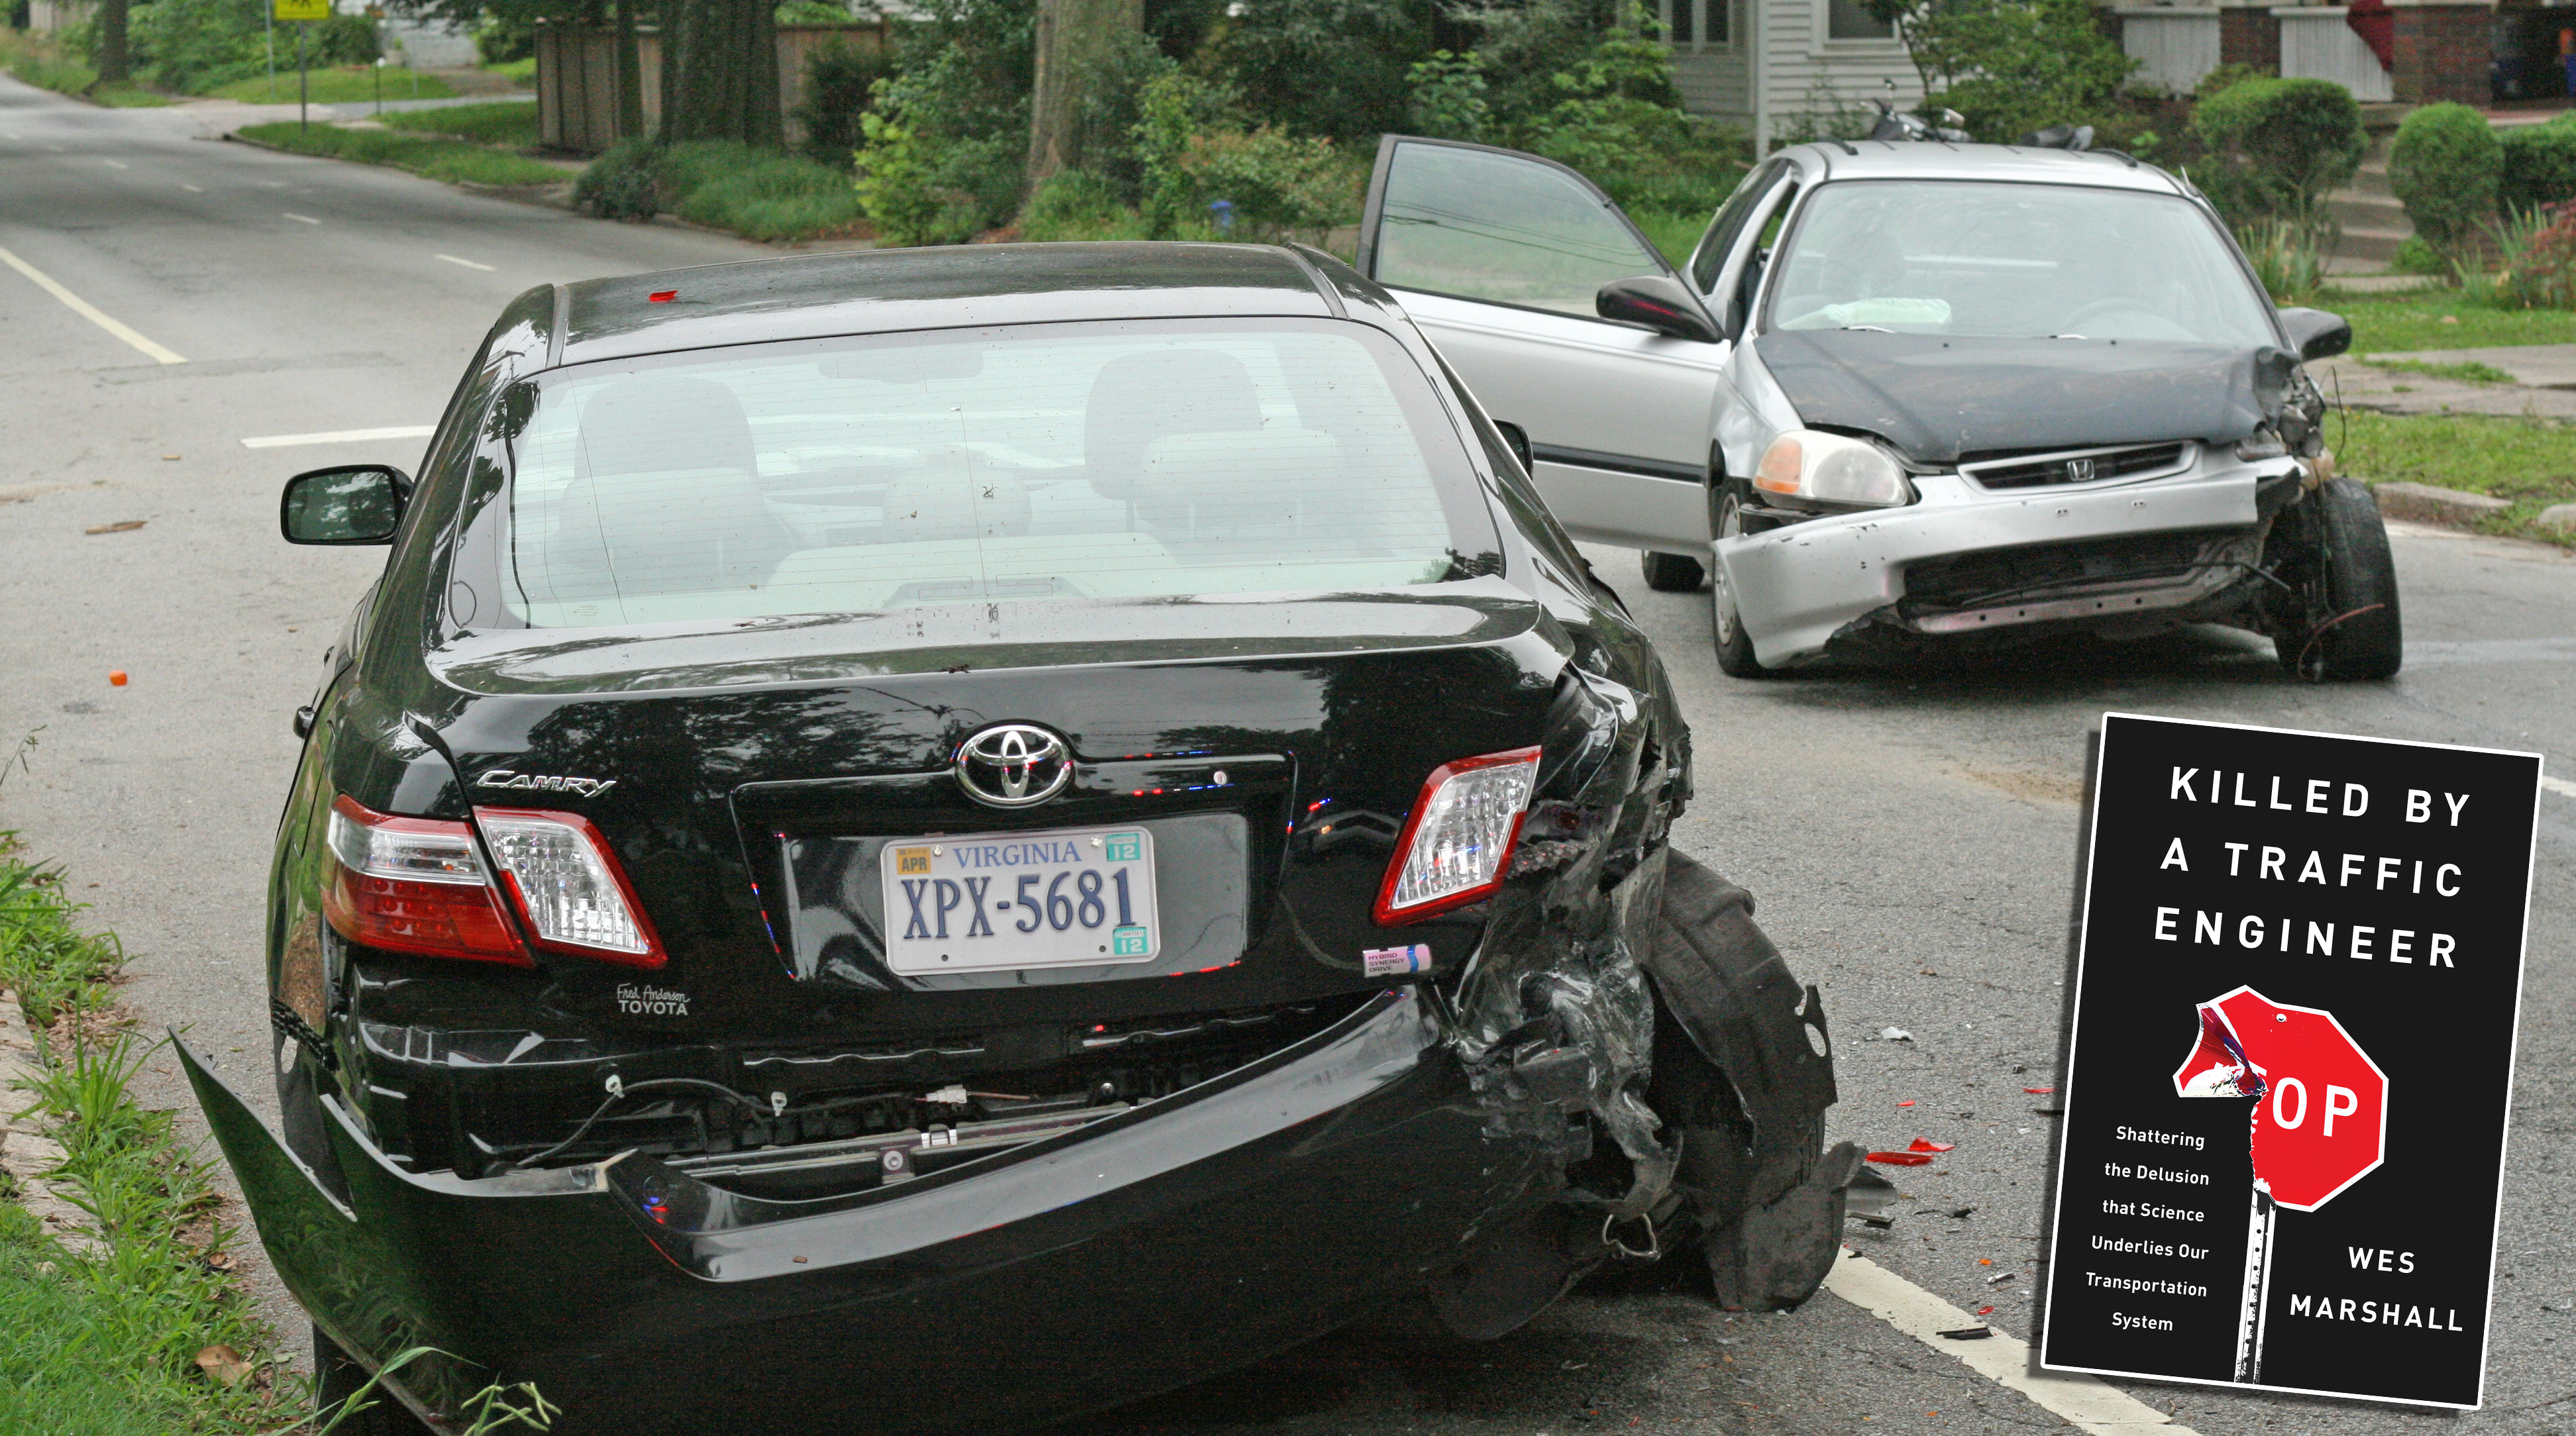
[1354,135,2399,682]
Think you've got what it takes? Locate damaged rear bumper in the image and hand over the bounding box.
[180,988,1566,1436]
[1714,464,2273,667]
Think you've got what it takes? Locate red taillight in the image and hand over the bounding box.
[474,807,665,968]
[323,795,528,964]
[1373,746,1541,926]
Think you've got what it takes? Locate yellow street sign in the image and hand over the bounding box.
[273,0,330,21]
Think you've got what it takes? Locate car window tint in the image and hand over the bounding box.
[497,321,1500,627]
[1768,181,2277,346]
[1689,161,1782,293]
[1373,142,1664,317]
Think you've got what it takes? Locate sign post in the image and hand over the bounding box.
[2041,714,2540,1410]
[272,0,330,128]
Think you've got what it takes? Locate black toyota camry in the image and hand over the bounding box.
[184,244,1852,1436]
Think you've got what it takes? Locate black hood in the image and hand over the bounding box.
[1754,332,2287,463]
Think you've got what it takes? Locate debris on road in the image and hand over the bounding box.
[1907,1139,1954,1154]
[108,670,127,686]
[2022,1086,2055,1094]
[1986,1271,2017,1286]
[84,520,145,534]
[1878,1027,1913,1042]
[1867,1150,1935,1166]
[1938,1326,1993,1340]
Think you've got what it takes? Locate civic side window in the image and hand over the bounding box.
[1731,182,1802,336]
[1689,162,1784,294]
[1371,142,1668,319]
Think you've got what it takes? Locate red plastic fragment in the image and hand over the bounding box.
[2023,1086,2055,1094]
[1908,1138,1956,1153]
[1976,1305,1996,1316]
[1896,1100,1916,1107]
[648,289,678,303]
[1866,1151,1935,1166]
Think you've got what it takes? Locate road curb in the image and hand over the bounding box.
[0,990,104,1258]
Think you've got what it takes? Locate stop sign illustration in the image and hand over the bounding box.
[2174,985,2388,1210]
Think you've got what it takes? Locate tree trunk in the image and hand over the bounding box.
[616,0,646,141]
[96,0,129,86]
[662,0,781,146]
[1024,0,1142,187]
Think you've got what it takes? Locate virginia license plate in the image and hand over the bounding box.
[880,825,1159,974]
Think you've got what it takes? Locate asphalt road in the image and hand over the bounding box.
[3,74,2573,1436]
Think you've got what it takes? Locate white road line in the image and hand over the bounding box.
[1823,1252,2199,1435]
[101,158,129,170]
[2543,774,2576,800]
[241,426,434,449]
[182,183,204,193]
[284,213,322,225]
[0,244,186,366]
[435,254,495,272]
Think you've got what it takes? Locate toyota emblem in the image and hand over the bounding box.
[952,723,1074,807]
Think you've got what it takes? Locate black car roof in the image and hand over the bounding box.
[552,242,1352,367]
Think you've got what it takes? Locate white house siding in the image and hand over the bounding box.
[1749,0,1923,148]
[2275,7,2393,101]
[1672,50,1756,128]
[2118,6,2222,92]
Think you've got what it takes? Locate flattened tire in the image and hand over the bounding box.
[2290,478,2403,682]
[1642,550,1707,592]
[1710,489,1769,678]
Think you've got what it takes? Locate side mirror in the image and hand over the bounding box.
[1597,275,1721,344]
[2278,307,2351,362]
[282,464,409,545]
[1493,421,1534,477]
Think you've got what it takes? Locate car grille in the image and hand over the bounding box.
[1959,442,2190,490]
[1902,531,2214,609]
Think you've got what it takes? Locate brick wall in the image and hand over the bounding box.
[2219,7,2282,76]
[2390,5,2491,103]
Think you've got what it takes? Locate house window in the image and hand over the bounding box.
[1664,0,1728,47]
[1709,0,1728,44]
[1668,0,1693,45]
[1827,0,1895,39]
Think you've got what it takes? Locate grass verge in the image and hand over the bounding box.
[0,837,287,1431]
[2361,357,2518,385]
[482,56,537,85]
[2334,409,2576,546]
[237,120,564,185]
[0,32,171,105]
[577,139,866,241]
[205,66,457,104]
[2318,286,2576,354]
[384,99,538,148]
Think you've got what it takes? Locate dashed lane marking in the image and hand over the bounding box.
[101,158,129,170]
[182,183,204,193]
[435,254,495,272]
[2543,774,2576,800]
[1823,1251,2200,1435]
[284,213,322,225]
[241,426,433,449]
[0,244,184,366]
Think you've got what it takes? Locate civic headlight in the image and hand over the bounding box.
[1754,430,1916,507]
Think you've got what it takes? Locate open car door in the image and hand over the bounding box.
[1357,136,1728,554]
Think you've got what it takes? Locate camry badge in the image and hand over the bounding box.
[477,771,617,797]
[953,723,1073,807]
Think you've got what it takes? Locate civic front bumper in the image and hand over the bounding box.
[180,988,1561,1436]
[1713,465,2269,668]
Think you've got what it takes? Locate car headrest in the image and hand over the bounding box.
[1085,350,1264,500]
[575,376,757,480]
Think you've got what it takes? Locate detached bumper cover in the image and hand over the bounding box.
[1714,466,2267,666]
[180,988,1564,1436]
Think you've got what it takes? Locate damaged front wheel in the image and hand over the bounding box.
[1710,489,1770,679]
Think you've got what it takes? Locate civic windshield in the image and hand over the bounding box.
[492,319,1499,627]
[1767,181,2277,346]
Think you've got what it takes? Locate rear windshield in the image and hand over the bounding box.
[490,319,1499,627]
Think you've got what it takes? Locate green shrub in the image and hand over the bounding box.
[2237,218,2324,301]
[1214,0,1424,146]
[311,11,378,65]
[2388,102,2499,257]
[2491,201,2576,309]
[1508,22,1744,213]
[120,0,263,93]
[794,38,889,170]
[1017,170,1152,240]
[2191,76,2365,228]
[667,141,864,239]
[574,137,665,219]
[2391,234,2447,275]
[475,11,535,66]
[1134,70,1360,243]
[851,30,1029,246]
[2500,116,2576,215]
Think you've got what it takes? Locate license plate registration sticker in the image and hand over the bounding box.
[880,826,1158,974]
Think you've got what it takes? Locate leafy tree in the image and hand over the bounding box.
[1860,0,2132,142]
[1407,49,1491,141]
[2191,76,2365,231]
[1214,0,1434,146]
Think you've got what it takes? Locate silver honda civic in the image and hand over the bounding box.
[1350,134,2397,681]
